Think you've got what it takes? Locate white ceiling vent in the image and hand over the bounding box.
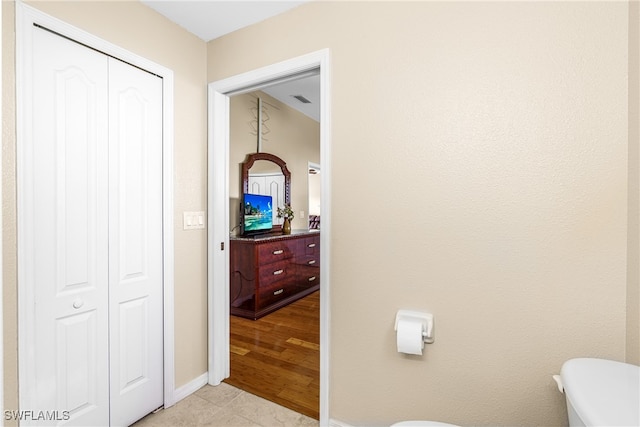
[292,95,312,104]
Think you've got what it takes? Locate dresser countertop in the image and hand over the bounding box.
[230,229,319,242]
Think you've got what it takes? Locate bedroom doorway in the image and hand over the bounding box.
[207,50,330,424]
[224,82,321,417]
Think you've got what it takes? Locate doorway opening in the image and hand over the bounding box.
[225,81,320,417]
[207,50,331,424]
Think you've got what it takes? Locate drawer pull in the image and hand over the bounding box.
[272,249,284,255]
[307,243,316,248]
[274,289,284,295]
[308,276,317,282]
[273,269,284,275]
[308,260,316,265]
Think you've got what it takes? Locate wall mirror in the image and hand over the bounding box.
[242,153,291,217]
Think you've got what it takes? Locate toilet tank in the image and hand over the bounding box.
[560,358,639,427]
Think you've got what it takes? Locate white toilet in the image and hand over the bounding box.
[560,358,640,427]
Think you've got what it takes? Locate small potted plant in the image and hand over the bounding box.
[277,205,294,235]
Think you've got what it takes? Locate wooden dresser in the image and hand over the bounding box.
[230,230,320,319]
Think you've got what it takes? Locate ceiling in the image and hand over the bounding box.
[141,0,320,121]
[141,0,311,42]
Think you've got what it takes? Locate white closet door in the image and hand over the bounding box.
[107,58,164,426]
[31,27,110,426]
[26,27,163,426]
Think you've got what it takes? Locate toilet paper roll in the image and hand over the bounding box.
[396,317,424,355]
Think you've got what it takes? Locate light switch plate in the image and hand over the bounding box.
[183,211,205,230]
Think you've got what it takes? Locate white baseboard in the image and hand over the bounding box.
[329,419,355,427]
[173,372,209,403]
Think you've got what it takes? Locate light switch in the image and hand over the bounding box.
[183,211,206,230]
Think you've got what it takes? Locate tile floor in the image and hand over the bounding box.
[133,382,319,427]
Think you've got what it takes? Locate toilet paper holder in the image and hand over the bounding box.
[394,309,435,344]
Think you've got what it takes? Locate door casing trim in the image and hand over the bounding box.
[207,49,331,424]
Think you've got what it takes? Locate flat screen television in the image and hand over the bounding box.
[241,193,273,236]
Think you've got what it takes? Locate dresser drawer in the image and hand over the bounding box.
[258,239,298,264]
[257,281,296,309]
[258,260,293,288]
[297,254,320,269]
[300,271,319,287]
[302,235,320,256]
[296,262,320,287]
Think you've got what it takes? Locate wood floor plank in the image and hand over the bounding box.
[286,337,320,351]
[229,344,250,356]
[225,291,320,419]
[234,351,316,382]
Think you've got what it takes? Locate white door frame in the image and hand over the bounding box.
[207,49,331,424]
[16,1,176,410]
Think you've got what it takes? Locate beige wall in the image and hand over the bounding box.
[2,0,209,412]
[2,1,18,416]
[2,1,638,426]
[229,91,320,232]
[629,0,640,365]
[209,2,631,426]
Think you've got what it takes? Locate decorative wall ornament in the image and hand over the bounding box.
[248,94,279,152]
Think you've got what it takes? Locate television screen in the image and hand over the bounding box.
[242,193,273,235]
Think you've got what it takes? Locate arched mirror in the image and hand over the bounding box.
[242,153,291,224]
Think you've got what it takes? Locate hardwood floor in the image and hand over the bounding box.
[225,291,320,419]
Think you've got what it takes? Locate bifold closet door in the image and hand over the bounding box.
[107,57,164,427]
[31,26,111,427]
[27,27,163,426]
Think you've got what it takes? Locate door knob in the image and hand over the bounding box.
[72,299,84,309]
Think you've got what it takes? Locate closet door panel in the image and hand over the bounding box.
[107,58,164,426]
[55,312,100,413]
[30,27,110,426]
